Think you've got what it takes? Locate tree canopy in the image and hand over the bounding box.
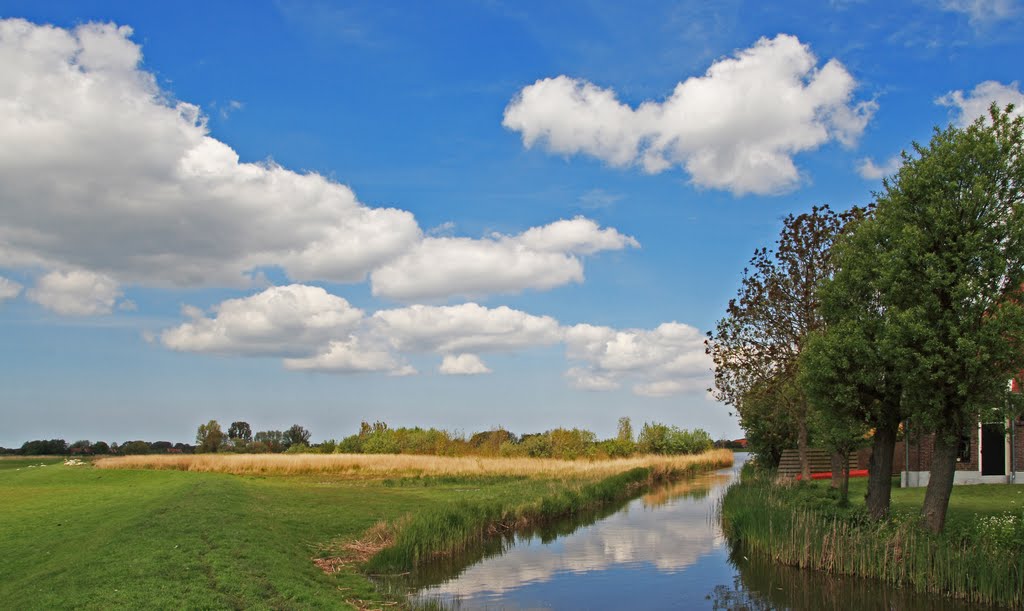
[707,205,862,475]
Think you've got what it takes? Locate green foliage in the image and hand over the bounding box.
[800,332,871,474]
[68,440,91,452]
[121,440,151,455]
[90,441,110,454]
[598,438,635,458]
[227,421,252,444]
[254,430,285,452]
[734,376,797,468]
[335,434,363,454]
[20,439,67,455]
[468,429,515,455]
[195,420,225,453]
[721,472,1024,607]
[549,428,597,459]
[617,417,633,444]
[708,205,865,476]
[637,423,712,455]
[283,424,311,448]
[971,512,1024,554]
[881,106,1024,426]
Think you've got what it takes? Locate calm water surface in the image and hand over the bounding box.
[393,454,979,610]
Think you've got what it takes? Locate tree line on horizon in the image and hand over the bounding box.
[194,416,719,459]
[706,105,1024,533]
[5,417,731,460]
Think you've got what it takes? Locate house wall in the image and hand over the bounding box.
[896,423,1023,487]
[892,429,961,473]
[1014,417,1024,483]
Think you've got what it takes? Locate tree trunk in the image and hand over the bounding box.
[797,419,811,481]
[865,423,897,520]
[830,451,844,489]
[921,431,959,533]
[840,457,850,504]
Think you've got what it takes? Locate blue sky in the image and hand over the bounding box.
[1,0,1022,447]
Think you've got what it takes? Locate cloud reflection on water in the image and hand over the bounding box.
[415,472,731,600]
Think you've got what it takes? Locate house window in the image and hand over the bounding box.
[956,434,971,463]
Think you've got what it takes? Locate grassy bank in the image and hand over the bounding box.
[3,450,730,609]
[721,468,1024,608]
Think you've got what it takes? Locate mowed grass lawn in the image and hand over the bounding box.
[804,475,1024,533]
[0,458,568,610]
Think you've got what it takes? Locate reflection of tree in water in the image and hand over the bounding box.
[641,473,725,508]
[709,548,977,611]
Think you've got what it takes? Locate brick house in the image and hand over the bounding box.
[894,413,1024,487]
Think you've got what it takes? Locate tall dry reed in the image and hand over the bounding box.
[94,449,733,479]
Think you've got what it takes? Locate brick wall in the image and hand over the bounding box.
[892,427,979,473]
[957,426,979,472]
[1014,417,1024,473]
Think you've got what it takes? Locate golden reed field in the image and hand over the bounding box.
[95,449,733,479]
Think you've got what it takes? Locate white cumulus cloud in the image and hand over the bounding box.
[27,270,121,316]
[503,34,875,196]
[0,276,22,303]
[370,217,637,301]
[439,353,492,375]
[0,19,636,309]
[371,303,564,353]
[565,366,621,391]
[161,284,365,356]
[157,286,709,397]
[937,80,1024,126]
[857,155,903,180]
[283,337,412,374]
[564,322,710,397]
[0,19,421,288]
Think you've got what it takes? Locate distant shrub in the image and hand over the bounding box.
[519,433,553,458]
[121,440,151,455]
[468,429,516,456]
[335,435,363,454]
[599,438,635,458]
[20,439,67,455]
[638,423,712,455]
[549,428,596,460]
[362,430,401,454]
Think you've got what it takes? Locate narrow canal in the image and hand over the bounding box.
[392,454,978,610]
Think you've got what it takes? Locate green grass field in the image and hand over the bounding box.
[790,476,1024,536]
[0,452,731,610]
[0,460,572,609]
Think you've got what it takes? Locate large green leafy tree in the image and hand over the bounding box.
[870,106,1024,532]
[707,205,861,478]
[800,215,908,518]
[283,424,311,448]
[227,421,252,444]
[195,420,225,453]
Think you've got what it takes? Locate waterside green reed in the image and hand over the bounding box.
[720,471,1023,608]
